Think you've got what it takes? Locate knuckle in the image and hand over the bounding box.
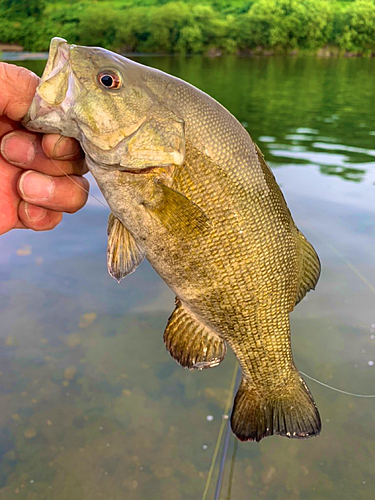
[41,212,63,230]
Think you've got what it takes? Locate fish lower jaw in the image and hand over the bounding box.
[24,94,53,124]
[24,100,79,138]
[24,75,87,138]
[85,154,173,178]
[85,155,124,172]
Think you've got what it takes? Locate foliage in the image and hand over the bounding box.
[0,0,374,54]
[47,1,237,54]
[1,0,46,18]
[336,0,375,52]
[0,17,54,51]
[236,0,335,51]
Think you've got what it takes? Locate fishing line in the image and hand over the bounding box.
[300,371,375,398]
[324,241,375,296]
[213,422,231,500]
[298,231,375,399]
[226,439,238,500]
[50,157,108,209]
[213,368,241,500]
[201,363,238,500]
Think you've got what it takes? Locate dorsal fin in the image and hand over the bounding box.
[295,231,321,305]
[164,299,226,370]
[107,213,145,282]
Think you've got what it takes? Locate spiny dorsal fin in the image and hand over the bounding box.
[164,298,226,370]
[295,231,321,305]
[107,213,145,282]
[147,181,210,237]
[231,371,321,442]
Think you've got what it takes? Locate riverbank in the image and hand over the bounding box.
[0,52,48,61]
[1,1,375,56]
[2,46,375,63]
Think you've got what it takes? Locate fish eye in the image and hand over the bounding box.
[97,70,121,89]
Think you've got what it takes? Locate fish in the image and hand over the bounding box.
[24,37,321,442]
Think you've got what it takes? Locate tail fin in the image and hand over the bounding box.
[230,372,321,442]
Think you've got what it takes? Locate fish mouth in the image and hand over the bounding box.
[23,37,81,137]
[41,37,71,82]
[86,153,170,175]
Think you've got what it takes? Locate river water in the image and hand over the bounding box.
[0,55,374,499]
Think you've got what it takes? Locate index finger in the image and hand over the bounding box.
[42,134,87,175]
[0,63,39,121]
[1,130,87,176]
[42,134,84,162]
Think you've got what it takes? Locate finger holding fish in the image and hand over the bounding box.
[0,62,89,234]
[18,169,89,214]
[1,130,86,175]
[0,126,88,230]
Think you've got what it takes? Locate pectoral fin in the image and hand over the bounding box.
[164,299,226,370]
[148,181,210,237]
[107,213,145,282]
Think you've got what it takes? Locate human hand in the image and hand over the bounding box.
[0,63,89,235]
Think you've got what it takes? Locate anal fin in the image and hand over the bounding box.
[107,213,145,282]
[164,299,226,370]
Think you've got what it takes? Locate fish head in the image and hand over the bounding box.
[24,37,185,171]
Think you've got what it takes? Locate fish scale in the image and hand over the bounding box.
[172,142,295,381]
[24,37,321,442]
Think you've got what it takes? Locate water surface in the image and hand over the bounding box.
[0,55,374,499]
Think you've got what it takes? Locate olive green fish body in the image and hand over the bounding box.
[24,38,321,441]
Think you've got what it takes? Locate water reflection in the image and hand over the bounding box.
[149,55,375,185]
[0,55,374,499]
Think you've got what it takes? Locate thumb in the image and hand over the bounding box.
[0,63,39,122]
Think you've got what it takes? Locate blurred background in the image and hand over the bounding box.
[0,2,375,499]
[1,0,375,56]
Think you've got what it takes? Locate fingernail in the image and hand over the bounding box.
[52,136,81,160]
[19,171,55,201]
[1,133,36,166]
[24,203,47,221]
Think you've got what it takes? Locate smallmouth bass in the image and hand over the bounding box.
[24,38,321,442]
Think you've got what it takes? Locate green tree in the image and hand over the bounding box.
[236,0,334,51]
[69,5,122,49]
[190,4,236,52]
[336,0,375,52]
[1,0,46,18]
[144,2,193,53]
[1,0,375,56]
